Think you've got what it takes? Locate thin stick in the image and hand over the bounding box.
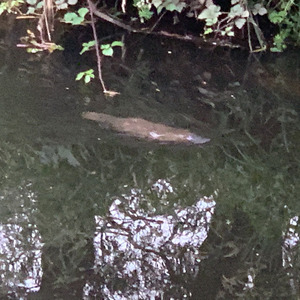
[87,0,107,93]
[89,0,133,32]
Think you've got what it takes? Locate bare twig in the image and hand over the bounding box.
[87,0,107,93]
[88,0,121,96]
[88,0,133,32]
[246,8,266,52]
[37,0,54,43]
[121,0,127,13]
[89,2,240,49]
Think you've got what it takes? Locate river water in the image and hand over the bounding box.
[0,18,300,299]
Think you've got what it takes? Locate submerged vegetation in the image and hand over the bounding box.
[0,69,299,297]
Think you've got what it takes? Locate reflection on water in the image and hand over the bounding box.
[91,181,215,299]
[282,216,300,296]
[0,183,43,296]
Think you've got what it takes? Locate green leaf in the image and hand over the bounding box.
[27,6,35,14]
[80,40,96,54]
[36,1,43,9]
[26,0,37,5]
[235,18,246,29]
[252,4,267,16]
[165,1,185,12]
[84,76,91,83]
[56,2,67,9]
[111,41,124,47]
[64,12,77,23]
[101,44,110,50]
[27,47,43,53]
[224,25,234,36]
[99,41,123,56]
[102,47,113,56]
[204,27,213,35]
[76,72,85,81]
[270,47,282,52]
[269,11,286,24]
[229,4,244,18]
[84,41,96,48]
[76,69,95,83]
[157,6,163,14]
[86,69,94,75]
[68,0,78,5]
[72,16,84,25]
[63,10,86,25]
[270,32,287,52]
[138,7,153,21]
[78,7,88,18]
[198,5,221,26]
[55,44,64,51]
[152,0,162,8]
[176,2,186,12]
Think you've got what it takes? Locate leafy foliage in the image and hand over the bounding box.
[63,7,89,25]
[76,69,95,83]
[0,0,23,15]
[80,41,96,55]
[152,0,186,14]
[133,0,153,22]
[198,0,254,38]
[130,0,299,50]
[198,4,221,26]
[100,41,124,56]
[267,0,300,51]
[0,0,298,62]
[134,0,186,22]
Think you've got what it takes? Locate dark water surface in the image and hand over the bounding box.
[0,24,300,299]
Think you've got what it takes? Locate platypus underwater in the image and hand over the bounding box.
[82,112,210,145]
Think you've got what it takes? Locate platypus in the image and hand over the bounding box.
[82,112,210,145]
